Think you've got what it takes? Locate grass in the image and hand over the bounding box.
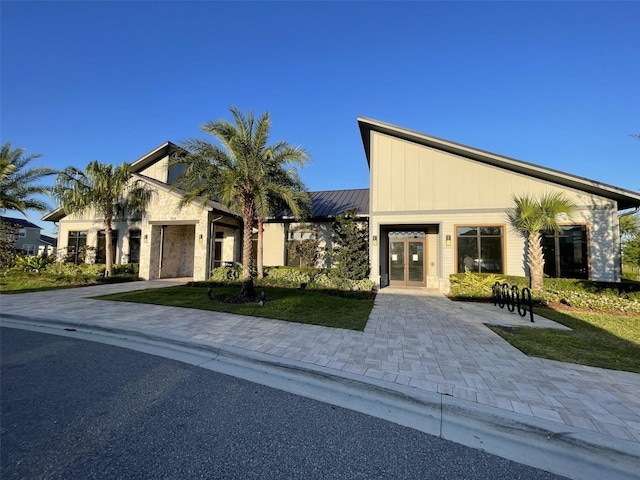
[93,285,374,331]
[489,307,640,373]
[0,272,138,294]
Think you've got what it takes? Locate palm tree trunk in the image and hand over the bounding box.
[105,219,113,277]
[257,217,264,279]
[528,231,545,291]
[240,202,255,297]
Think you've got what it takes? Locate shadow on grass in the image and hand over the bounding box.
[489,307,640,373]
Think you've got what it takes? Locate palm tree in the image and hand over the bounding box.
[507,192,576,291]
[254,162,311,279]
[0,142,56,216]
[173,107,310,296]
[53,161,153,276]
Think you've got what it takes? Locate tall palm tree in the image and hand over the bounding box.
[507,192,576,291]
[0,142,56,216]
[173,107,310,296]
[53,161,153,276]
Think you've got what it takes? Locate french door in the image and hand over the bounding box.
[389,237,425,287]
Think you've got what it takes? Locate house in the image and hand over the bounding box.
[43,118,640,291]
[0,215,57,256]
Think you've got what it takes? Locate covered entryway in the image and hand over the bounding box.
[147,221,197,280]
[388,232,426,287]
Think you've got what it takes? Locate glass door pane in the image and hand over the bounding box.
[408,241,424,283]
[390,241,405,282]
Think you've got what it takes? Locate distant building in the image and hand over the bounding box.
[0,216,57,256]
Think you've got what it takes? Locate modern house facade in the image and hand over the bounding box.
[44,118,640,291]
[359,117,640,290]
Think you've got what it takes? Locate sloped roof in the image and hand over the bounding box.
[40,234,57,246]
[274,189,369,220]
[132,172,234,215]
[129,141,182,173]
[0,215,41,229]
[358,117,640,211]
[42,207,65,222]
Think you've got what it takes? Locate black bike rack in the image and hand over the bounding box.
[492,282,534,323]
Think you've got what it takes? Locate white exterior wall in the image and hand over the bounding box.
[262,223,286,266]
[138,155,169,183]
[368,131,622,290]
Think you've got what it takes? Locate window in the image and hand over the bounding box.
[286,228,318,267]
[67,231,87,264]
[22,244,36,256]
[542,225,588,279]
[456,226,504,273]
[18,228,26,238]
[97,230,118,264]
[128,229,141,263]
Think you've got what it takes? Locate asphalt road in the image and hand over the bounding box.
[0,326,567,480]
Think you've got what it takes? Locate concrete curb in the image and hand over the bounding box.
[2,313,639,480]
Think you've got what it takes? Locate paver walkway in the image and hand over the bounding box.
[1,280,639,445]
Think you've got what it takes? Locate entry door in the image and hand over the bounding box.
[389,239,425,287]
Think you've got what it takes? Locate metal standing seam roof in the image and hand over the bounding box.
[274,189,369,219]
[0,216,41,229]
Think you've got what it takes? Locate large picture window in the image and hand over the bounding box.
[457,226,504,274]
[542,225,588,279]
[128,229,141,263]
[67,231,87,264]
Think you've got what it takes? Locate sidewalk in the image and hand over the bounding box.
[1,279,639,477]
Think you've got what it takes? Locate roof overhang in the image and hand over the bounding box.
[358,116,640,211]
[42,207,66,222]
[129,141,183,173]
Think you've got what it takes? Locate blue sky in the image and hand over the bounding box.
[2,1,639,236]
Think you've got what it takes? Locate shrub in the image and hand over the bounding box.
[45,261,84,277]
[14,255,53,273]
[261,266,318,286]
[0,221,18,271]
[450,271,505,300]
[209,264,243,282]
[113,263,139,275]
[449,273,640,313]
[312,272,374,292]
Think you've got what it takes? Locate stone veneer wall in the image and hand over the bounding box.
[161,225,195,278]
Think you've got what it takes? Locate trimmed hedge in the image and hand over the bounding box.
[449,272,640,313]
[205,265,375,293]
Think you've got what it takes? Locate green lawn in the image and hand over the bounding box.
[93,285,374,331]
[0,272,138,294]
[490,308,640,373]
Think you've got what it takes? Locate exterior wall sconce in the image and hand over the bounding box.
[445,235,451,246]
[372,235,378,246]
[198,233,203,243]
[143,234,148,243]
